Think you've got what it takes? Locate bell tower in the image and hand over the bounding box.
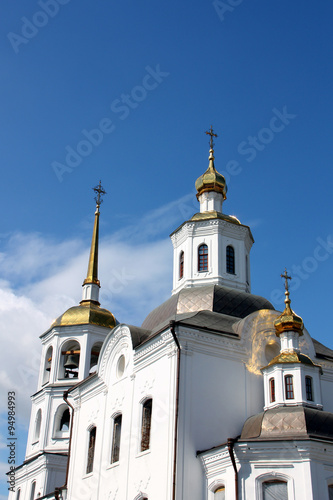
[11,182,117,500]
[262,270,323,411]
[170,127,254,295]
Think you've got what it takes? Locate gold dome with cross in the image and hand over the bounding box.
[195,126,227,201]
[274,269,304,336]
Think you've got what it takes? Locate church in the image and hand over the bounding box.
[9,129,333,500]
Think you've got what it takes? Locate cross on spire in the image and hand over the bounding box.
[205,125,218,150]
[93,180,106,208]
[281,268,292,293]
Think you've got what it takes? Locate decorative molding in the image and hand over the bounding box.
[135,475,151,495]
[203,450,229,465]
[107,487,118,500]
[140,378,155,394]
[161,331,173,342]
[208,478,227,491]
[254,464,294,469]
[179,328,243,358]
[98,325,132,378]
[87,405,99,424]
[134,338,166,362]
[111,395,125,411]
[167,344,178,358]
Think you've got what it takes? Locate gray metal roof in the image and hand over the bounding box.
[127,325,152,348]
[313,338,333,361]
[177,310,239,335]
[240,406,333,442]
[141,284,274,332]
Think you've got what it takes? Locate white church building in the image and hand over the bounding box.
[9,130,333,500]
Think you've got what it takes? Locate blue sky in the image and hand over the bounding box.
[1,0,333,497]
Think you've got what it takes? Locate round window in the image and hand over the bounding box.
[117,355,125,378]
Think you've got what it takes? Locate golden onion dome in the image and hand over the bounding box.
[266,351,316,368]
[195,148,227,200]
[274,290,303,336]
[51,301,116,329]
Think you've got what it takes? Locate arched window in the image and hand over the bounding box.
[34,409,42,442]
[198,244,208,272]
[53,405,71,438]
[305,376,313,401]
[214,486,225,499]
[262,480,287,499]
[328,485,333,500]
[29,482,36,500]
[60,340,80,379]
[86,427,96,474]
[285,375,294,400]
[269,378,275,403]
[141,399,153,452]
[43,346,53,385]
[60,408,70,431]
[226,245,235,274]
[89,342,102,374]
[116,355,125,379]
[179,251,184,280]
[111,414,122,464]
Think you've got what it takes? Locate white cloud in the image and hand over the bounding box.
[0,232,83,287]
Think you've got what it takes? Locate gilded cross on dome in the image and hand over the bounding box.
[93,180,106,208]
[281,268,292,293]
[205,125,218,150]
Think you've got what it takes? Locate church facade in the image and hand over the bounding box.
[9,133,333,500]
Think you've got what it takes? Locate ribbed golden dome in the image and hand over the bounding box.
[274,292,303,336]
[267,351,314,368]
[195,148,227,200]
[51,301,116,329]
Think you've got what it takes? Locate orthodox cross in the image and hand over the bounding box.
[205,125,218,149]
[93,180,106,207]
[281,268,292,292]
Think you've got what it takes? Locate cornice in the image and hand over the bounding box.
[134,331,175,368]
[71,378,107,404]
[178,327,244,360]
[171,217,254,244]
[99,325,131,379]
[40,322,111,341]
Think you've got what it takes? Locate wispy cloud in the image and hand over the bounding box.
[112,191,195,242]
[0,232,83,287]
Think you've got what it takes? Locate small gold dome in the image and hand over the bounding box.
[52,301,116,329]
[267,351,314,367]
[274,292,303,336]
[195,149,227,200]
